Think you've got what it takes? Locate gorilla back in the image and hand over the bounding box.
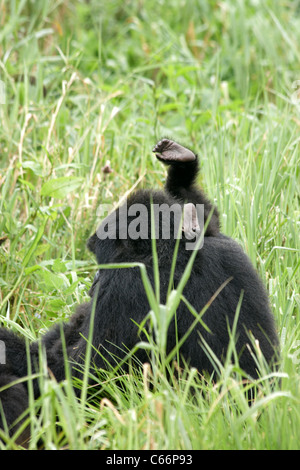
[0,139,279,441]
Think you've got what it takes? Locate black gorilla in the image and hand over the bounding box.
[0,139,279,441]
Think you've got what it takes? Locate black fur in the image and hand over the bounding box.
[0,139,279,440]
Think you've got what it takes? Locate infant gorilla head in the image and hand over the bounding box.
[0,139,279,442]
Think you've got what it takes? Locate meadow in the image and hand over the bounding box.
[0,0,299,449]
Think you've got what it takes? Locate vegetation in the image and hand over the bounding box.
[0,0,299,449]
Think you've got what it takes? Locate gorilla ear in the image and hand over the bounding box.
[182,203,201,240]
[87,233,97,254]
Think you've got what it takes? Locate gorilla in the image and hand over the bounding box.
[0,139,279,442]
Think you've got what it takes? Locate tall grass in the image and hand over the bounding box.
[0,0,299,449]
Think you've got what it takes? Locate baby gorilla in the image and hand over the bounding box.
[0,139,279,441]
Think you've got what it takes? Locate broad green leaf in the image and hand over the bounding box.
[38,270,69,291]
[22,218,47,267]
[41,176,84,198]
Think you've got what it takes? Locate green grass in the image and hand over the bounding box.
[0,0,299,450]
